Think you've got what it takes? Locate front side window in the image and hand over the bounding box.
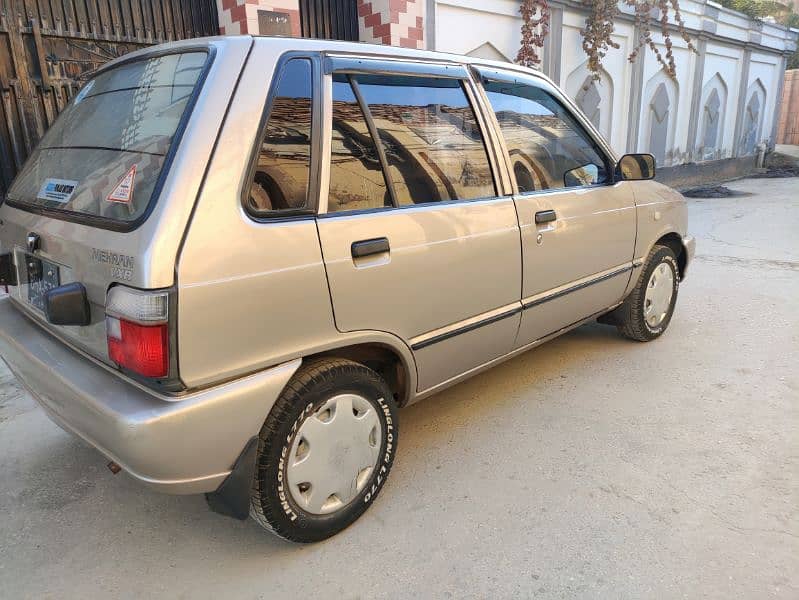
[7,52,208,224]
[248,58,313,214]
[483,78,609,193]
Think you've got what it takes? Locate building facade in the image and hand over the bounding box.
[224,0,797,168]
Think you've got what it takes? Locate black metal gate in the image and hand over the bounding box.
[299,0,358,41]
[0,0,218,198]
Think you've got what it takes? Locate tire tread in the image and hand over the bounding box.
[250,357,392,542]
[615,244,677,342]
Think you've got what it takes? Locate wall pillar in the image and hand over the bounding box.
[216,0,301,36]
[686,37,708,162]
[731,48,752,158]
[542,6,563,85]
[625,25,645,154]
[357,0,425,48]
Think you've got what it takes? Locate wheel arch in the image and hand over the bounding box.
[305,335,417,408]
[653,231,687,279]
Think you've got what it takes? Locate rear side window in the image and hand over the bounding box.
[483,78,609,192]
[328,75,392,213]
[326,72,496,214]
[248,58,313,214]
[357,74,495,205]
[7,52,208,224]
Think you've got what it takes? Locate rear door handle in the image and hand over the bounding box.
[535,209,557,224]
[351,237,390,258]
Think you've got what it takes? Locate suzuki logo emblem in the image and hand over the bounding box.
[27,232,41,254]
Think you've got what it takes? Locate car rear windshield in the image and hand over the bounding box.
[6,51,208,225]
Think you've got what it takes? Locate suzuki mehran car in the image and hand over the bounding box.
[0,36,694,542]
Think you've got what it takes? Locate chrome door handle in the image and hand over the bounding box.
[535,210,557,224]
[351,237,390,258]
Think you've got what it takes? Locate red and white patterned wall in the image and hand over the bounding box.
[216,0,424,49]
[357,0,424,48]
[216,0,301,36]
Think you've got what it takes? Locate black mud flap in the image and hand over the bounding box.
[205,436,259,520]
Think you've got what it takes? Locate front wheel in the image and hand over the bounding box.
[250,358,398,543]
[613,244,680,341]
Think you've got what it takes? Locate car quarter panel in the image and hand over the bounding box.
[0,37,251,365]
[625,179,690,294]
[176,45,341,389]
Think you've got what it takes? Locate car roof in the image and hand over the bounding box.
[96,34,553,87]
[249,35,551,81]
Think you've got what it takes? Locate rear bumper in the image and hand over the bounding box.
[0,297,299,494]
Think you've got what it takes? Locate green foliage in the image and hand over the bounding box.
[717,0,778,20]
[718,1,799,72]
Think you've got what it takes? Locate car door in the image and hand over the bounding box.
[315,59,522,392]
[475,67,637,347]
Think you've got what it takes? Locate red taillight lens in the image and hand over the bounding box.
[107,317,169,378]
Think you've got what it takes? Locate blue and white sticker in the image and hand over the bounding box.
[37,178,79,203]
[73,79,95,105]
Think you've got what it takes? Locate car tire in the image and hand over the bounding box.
[613,244,680,342]
[250,357,398,543]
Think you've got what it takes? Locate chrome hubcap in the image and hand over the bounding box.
[644,262,675,328]
[287,394,382,515]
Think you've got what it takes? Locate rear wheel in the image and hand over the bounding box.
[250,358,398,543]
[613,244,679,341]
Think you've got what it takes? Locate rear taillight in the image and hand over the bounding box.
[106,286,170,378]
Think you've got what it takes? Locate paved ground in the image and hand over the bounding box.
[0,177,797,599]
[776,144,799,160]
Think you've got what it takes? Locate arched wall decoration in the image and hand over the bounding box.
[698,72,728,161]
[641,70,679,166]
[740,78,766,156]
[466,42,512,63]
[565,62,614,139]
[576,76,602,131]
[649,83,671,165]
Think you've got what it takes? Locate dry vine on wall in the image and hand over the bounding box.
[516,0,697,80]
[516,0,550,67]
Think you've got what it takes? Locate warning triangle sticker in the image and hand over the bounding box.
[107,165,136,204]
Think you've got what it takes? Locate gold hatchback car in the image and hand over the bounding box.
[0,36,694,542]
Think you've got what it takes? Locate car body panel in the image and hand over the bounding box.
[624,180,691,294]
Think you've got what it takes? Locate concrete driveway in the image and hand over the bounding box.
[0,177,796,599]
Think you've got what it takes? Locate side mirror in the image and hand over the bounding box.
[616,154,656,181]
[45,282,91,326]
[563,163,601,188]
